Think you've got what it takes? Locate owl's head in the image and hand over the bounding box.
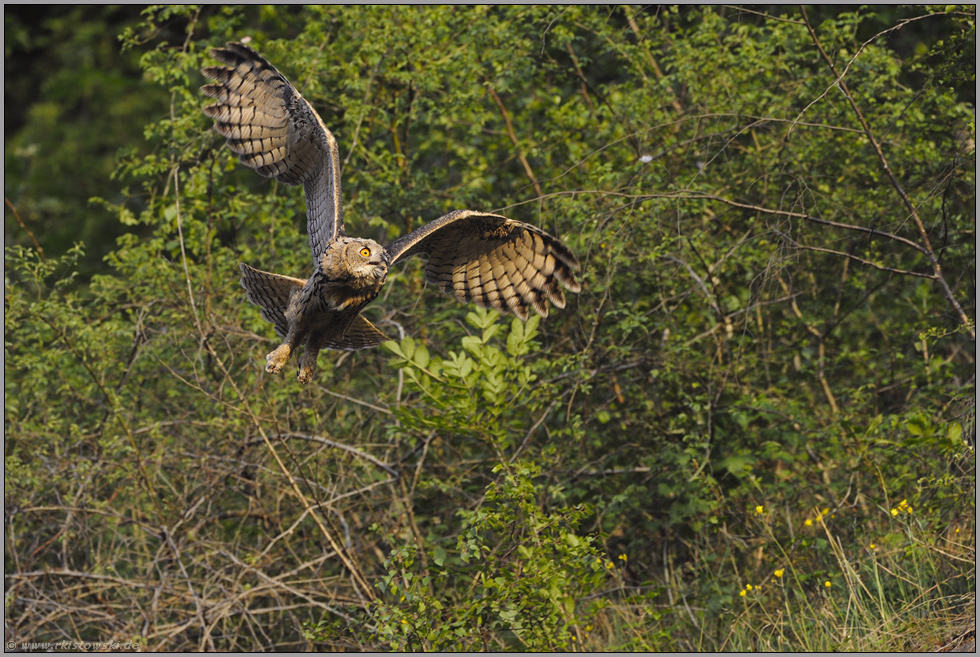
[323,237,388,285]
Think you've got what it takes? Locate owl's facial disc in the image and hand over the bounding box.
[347,239,387,281]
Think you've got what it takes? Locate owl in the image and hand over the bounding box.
[201,42,580,383]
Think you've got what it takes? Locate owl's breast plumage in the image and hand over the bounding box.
[286,264,383,327]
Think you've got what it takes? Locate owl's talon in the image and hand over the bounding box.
[265,345,291,374]
[297,365,315,384]
[297,349,318,384]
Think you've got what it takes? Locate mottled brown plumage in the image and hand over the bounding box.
[202,42,580,383]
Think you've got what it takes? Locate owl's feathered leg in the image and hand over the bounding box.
[297,339,321,384]
[297,326,337,383]
[266,325,305,375]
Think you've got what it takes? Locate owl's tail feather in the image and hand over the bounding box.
[239,263,306,338]
[324,315,390,350]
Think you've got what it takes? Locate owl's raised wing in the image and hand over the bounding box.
[201,42,344,264]
[384,210,580,320]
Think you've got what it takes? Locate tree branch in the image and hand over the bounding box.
[800,6,975,340]
[774,231,935,279]
[253,432,400,477]
[486,84,544,198]
[5,196,46,260]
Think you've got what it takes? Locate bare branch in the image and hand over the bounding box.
[254,432,401,477]
[162,528,215,651]
[774,232,936,279]
[5,196,46,260]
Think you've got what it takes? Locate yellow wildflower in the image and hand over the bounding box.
[869,543,876,550]
[824,580,832,588]
[891,499,913,515]
[618,554,628,562]
[774,569,784,578]
[739,589,747,597]
[745,584,753,591]
[804,518,813,527]
[755,505,764,514]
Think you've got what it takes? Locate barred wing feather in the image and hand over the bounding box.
[201,42,344,264]
[384,210,580,321]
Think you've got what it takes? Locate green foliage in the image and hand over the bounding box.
[5,6,170,277]
[5,5,975,652]
[383,308,542,454]
[330,461,614,651]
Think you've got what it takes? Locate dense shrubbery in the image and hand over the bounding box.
[5,5,974,651]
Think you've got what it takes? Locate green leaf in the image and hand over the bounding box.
[948,422,963,444]
[414,343,430,369]
[461,336,482,354]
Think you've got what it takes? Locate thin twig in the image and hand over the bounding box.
[250,432,400,477]
[775,233,935,279]
[486,84,544,198]
[5,196,46,259]
[218,550,360,624]
[511,400,559,462]
[624,10,684,116]
[162,528,214,651]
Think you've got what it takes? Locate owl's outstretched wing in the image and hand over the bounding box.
[384,210,580,320]
[201,42,343,264]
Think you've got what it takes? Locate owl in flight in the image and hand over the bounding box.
[201,42,580,383]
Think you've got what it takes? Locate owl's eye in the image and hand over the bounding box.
[359,247,371,258]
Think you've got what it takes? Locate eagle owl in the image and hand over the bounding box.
[201,42,580,383]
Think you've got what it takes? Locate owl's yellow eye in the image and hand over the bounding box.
[359,247,371,258]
